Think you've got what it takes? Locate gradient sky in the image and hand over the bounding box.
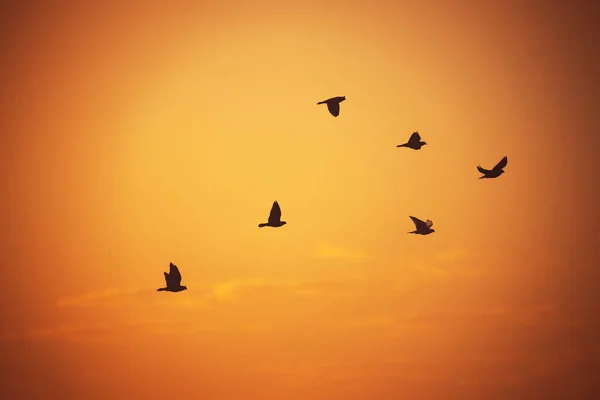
[1,1,599,399]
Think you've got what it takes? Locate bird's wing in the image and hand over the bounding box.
[327,102,340,117]
[409,131,421,143]
[410,216,427,231]
[169,263,182,285]
[492,156,508,171]
[426,220,433,228]
[477,165,491,174]
[163,271,170,285]
[268,201,282,223]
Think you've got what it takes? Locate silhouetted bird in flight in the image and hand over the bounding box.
[477,156,508,179]
[317,96,346,117]
[258,201,287,228]
[157,262,188,292]
[408,216,435,235]
[397,131,427,150]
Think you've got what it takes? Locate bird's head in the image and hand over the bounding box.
[341,96,346,102]
[281,221,287,226]
[181,286,188,291]
[421,141,428,146]
[501,170,505,174]
[430,229,435,233]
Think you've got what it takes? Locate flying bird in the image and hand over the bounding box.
[258,201,287,228]
[157,262,188,292]
[477,156,508,179]
[317,96,346,117]
[408,216,435,235]
[397,131,427,150]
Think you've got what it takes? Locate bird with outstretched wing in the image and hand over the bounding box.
[157,262,187,292]
[492,156,508,172]
[410,216,428,231]
[268,201,282,224]
[409,131,421,144]
[408,216,435,235]
[327,102,340,117]
[317,96,346,117]
[165,262,182,288]
[259,201,287,228]
[477,156,508,179]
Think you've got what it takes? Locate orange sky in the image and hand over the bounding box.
[1,1,599,399]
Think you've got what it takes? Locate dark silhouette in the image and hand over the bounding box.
[157,262,188,292]
[477,156,508,179]
[408,216,435,235]
[258,201,287,228]
[397,131,427,150]
[317,96,346,117]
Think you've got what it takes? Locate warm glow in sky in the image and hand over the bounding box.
[2,1,599,399]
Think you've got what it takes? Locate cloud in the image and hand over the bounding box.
[56,288,140,307]
[28,323,117,344]
[411,263,483,279]
[435,247,469,262]
[409,247,481,279]
[286,279,370,298]
[56,286,213,312]
[52,278,369,316]
[152,293,212,309]
[313,242,367,261]
[211,279,268,300]
[208,278,370,302]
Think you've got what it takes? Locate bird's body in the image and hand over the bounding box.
[258,201,287,228]
[317,96,346,117]
[397,131,427,150]
[477,156,508,179]
[408,216,435,235]
[157,262,188,292]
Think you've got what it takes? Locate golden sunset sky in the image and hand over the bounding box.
[1,1,599,399]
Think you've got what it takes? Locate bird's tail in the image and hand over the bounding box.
[258,223,268,228]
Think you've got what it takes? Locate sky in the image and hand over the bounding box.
[1,1,599,399]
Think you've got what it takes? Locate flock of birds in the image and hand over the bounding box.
[157,95,509,292]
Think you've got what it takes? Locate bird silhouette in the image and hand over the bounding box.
[477,156,508,179]
[157,262,188,292]
[408,216,435,235]
[397,131,427,150]
[317,96,346,117]
[258,201,287,228]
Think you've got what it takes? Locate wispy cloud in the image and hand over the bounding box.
[435,247,469,262]
[411,263,483,279]
[409,247,481,279]
[211,279,268,300]
[152,292,213,310]
[314,242,367,261]
[28,323,117,344]
[56,288,140,307]
[208,278,370,301]
[53,277,370,313]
